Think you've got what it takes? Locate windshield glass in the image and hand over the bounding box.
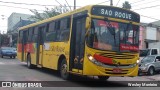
[86,19,139,52]
[141,56,155,63]
[139,49,150,57]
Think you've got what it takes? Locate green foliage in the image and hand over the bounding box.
[122,1,131,10]
[30,5,70,22]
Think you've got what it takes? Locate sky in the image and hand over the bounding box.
[1,0,160,33]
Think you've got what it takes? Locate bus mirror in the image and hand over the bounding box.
[86,17,91,30]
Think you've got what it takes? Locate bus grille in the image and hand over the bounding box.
[99,53,135,59]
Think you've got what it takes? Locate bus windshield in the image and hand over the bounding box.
[87,19,139,52]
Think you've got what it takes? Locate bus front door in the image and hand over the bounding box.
[70,17,86,71]
[36,27,45,66]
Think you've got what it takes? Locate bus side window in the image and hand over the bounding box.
[18,31,23,43]
[28,28,33,43]
[23,30,28,44]
[32,27,38,42]
[45,22,57,42]
[59,17,71,41]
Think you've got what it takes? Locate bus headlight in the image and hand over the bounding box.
[87,54,103,66]
[136,60,140,64]
[88,55,94,61]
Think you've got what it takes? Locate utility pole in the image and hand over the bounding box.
[74,0,76,10]
[110,0,113,6]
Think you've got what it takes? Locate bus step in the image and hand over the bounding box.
[37,65,42,68]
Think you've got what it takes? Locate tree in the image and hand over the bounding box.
[122,1,131,10]
[30,5,70,21]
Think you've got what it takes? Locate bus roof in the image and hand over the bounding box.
[19,5,140,31]
[19,5,92,30]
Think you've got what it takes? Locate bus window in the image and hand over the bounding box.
[58,17,71,41]
[18,31,23,43]
[60,30,70,41]
[45,32,57,41]
[49,22,55,32]
[32,27,38,42]
[28,28,34,43]
[45,22,57,42]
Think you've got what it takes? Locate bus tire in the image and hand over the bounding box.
[60,59,70,80]
[27,54,34,69]
[98,76,110,81]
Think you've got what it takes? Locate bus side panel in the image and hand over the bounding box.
[42,42,68,70]
[42,42,51,68]
[44,42,62,70]
[17,44,27,62]
[26,43,36,65]
[24,44,27,62]
[38,45,43,65]
[41,50,49,68]
[17,43,22,61]
[49,42,70,70]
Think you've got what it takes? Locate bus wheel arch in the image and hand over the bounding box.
[58,55,70,80]
[57,55,66,70]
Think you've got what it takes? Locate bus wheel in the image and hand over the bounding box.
[98,76,110,81]
[27,55,34,69]
[60,59,69,80]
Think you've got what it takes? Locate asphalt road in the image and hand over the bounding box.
[0,57,160,90]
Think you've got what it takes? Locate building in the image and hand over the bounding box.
[7,12,35,47]
[10,20,35,47]
[151,20,160,27]
[7,12,33,32]
[139,21,160,49]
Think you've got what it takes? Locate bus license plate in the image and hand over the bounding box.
[113,68,122,73]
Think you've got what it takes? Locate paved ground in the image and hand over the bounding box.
[0,57,160,90]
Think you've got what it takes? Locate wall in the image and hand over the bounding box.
[139,26,145,49]
[7,13,32,31]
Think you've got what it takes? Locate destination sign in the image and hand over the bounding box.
[91,6,140,22]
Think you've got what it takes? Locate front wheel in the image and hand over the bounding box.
[13,56,15,59]
[148,67,155,75]
[60,59,70,80]
[98,76,110,81]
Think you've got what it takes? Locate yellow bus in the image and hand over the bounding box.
[17,5,140,80]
